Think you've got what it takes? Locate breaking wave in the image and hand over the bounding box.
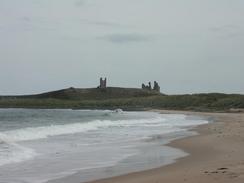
[0,133,37,166]
[1,117,167,142]
[0,113,208,167]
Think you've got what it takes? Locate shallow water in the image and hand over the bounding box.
[0,109,208,183]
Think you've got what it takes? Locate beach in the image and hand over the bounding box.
[0,109,208,183]
[1,109,244,183]
[87,111,244,183]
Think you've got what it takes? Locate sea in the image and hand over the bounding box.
[0,109,208,183]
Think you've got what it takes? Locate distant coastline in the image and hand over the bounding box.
[0,87,244,112]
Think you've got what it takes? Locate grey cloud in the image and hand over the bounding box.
[88,21,121,27]
[1,0,244,95]
[79,19,124,28]
[22,17,31,22]
[210,24,240,32]
[225,32,244,39]
[99,33,153,43]
[74,0,85,7]
[209,24,243,38]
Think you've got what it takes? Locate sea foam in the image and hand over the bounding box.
[2,117,167,142]
[0,112,208,169]
[0,133,37,166]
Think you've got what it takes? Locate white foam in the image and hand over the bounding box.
[0,133,37,166]
[1,114,208,142]
[0,113,208,168]
[1,117,167,142]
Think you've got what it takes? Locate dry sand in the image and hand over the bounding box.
[87,110,244,183]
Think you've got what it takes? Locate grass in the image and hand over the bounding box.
[0,92,244,112]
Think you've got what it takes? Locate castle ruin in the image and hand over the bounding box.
[97,77,160,92]
[142,81,160,92]
[99,77,107,89]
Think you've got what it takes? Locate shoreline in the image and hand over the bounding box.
[86,110,244,183]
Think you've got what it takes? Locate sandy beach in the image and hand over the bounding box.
[87,110,244,183]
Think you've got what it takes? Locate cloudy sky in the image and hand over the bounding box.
[0,0,244,95]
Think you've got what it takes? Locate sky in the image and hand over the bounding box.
[0,0,244,95]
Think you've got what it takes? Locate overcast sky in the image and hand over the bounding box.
[0,0,244,95]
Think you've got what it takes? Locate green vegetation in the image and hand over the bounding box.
[0,88,244,112]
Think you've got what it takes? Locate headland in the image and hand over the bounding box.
[0,78,243,111]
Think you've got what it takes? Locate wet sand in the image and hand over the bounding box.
[86,110,244,183]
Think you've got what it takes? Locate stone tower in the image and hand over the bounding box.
[99,77,107,89]
[141,81,160,92]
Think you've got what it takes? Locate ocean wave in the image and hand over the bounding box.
[1,117,167,142]
[0,113,208,169]
[1,114,208,142]
[0,133,37,166]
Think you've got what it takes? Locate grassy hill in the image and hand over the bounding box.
[33,87,161,100]
[0,88,244,112]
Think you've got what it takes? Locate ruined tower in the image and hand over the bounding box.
[141,81,160,92]
[153,81,160,92]
[99,77,107,89]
